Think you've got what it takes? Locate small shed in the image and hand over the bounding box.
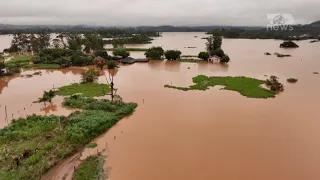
[121,57,136,64]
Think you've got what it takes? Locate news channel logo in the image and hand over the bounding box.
[266,13,294,31]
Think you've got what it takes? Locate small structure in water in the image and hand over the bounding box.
[120,57,149,64]
[208,55,221,62]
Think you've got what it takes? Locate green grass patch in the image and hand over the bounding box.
[105,48,148,51]
[181,55,198,58]
[176,59,202,63]
[73,155,103,180]
[5,56,35,68]
[287,78,298,83]
[87,143,98,149]
[0,95,137,179]
[56,83,110,97]
[29,64,61,69]
[164,75,276,99]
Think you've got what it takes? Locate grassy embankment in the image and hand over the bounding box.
[164,75,276,98]
[73,155,104,180]
[0,83,137,179]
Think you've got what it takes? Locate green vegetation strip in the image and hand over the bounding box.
[176,59,202,63]
[87,143,98,149]
[164,75,276,99]
[0,95,137,179]
[56,83,110,97]
[73,155,104,180]
[5,56,35,68]
[105,48,148,52]
[29,64,61,69]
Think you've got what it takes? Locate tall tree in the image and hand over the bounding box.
[206,30,222,56]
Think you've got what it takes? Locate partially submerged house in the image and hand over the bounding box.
[120,57,149,64]
[120,57,136,64]
[208,55,221,62]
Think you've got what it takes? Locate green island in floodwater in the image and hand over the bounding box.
[56,83,110,97]
[164,75,276,99]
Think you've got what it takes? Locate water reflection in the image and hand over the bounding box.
[197,61,229,73]
[164,60,181,72]
[40,103,58,114]
[148,60,164,70]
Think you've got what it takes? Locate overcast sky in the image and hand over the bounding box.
[0,0,319,26]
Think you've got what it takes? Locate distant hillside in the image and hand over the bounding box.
[0,24,263,34]
[310,20,320,27]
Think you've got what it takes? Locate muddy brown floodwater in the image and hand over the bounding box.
[1,33,320,180]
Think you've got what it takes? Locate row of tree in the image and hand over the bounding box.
[202,30,230,63]
[5,32,105,54]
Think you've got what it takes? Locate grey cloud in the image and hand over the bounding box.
[0,0,319,26]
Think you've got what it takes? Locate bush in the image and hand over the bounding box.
[212,48,225,58]
[220,55,230,63]
[198,52,210,60]
[94,50,109,59]
[164,50,182,60]
[280,41,299,48]
[81,69,100,83]
[113,48,130,58]
[287,78,298,83]
[145,46,164,60]
[56,57,72,67]
[71,51,94,66]
[265,76,284,92]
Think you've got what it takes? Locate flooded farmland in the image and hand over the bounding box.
[1,32,320,180]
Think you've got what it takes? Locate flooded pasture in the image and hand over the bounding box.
[1,32,320,180]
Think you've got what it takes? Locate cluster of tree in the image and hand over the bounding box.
[164,50,182,60]
[280,41,299,48]
[81,68,100,83]
[112,48,130,58]
[145,47,164,60]
[34,48,94,67]
[204,30,230,63]
[104,35,153,45]
[94,50,110,59]
[198,52,210,60]
[265,76,284,92]
[5,32,51,54]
